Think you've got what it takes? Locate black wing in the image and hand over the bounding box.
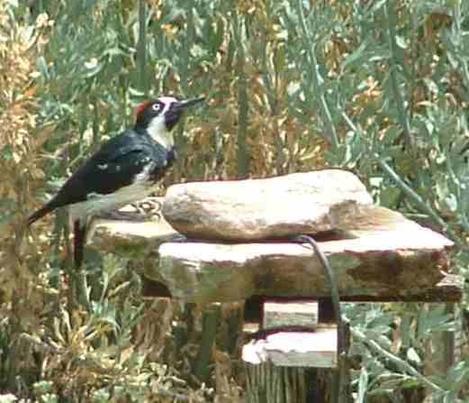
[49,130,168,209]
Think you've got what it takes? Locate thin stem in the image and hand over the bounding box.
[233,10,250,177]
[340,108,464,247]
[193,304,220,381]
[296,0,339,149]
[375,156,464,247]
[384,0,413,148]
[137,0,147,96]
[452,1,469,93]
[352,327,444,394]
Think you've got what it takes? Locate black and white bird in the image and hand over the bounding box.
[27,95,204,267]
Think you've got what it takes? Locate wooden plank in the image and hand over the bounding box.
[263,302,318,330]
[242,326,337,368]
[243,299,350,401]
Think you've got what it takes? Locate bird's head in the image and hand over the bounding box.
[134,96,204,148]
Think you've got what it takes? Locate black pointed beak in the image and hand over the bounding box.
[176,96,205,109]
[164,96,205,131]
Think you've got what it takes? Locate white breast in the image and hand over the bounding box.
[69,181,155,221]
[147,116,174,149]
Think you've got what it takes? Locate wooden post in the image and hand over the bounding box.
[245,363,310,403]
[242,300,349,402]
[193,304,221,382]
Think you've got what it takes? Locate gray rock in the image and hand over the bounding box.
[162,170,373,241]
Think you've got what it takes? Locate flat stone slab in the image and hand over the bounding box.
[141,205,453,303]
[162,170,373,241]
[93,198,180,255]
[93,200,458,304]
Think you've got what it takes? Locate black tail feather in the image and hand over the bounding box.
[73,220,87,269]
[27,203,55,226]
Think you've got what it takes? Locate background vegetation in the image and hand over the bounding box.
[0,0,468,401]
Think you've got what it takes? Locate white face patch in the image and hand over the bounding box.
[146,97,178,148]
[147,116,175,149]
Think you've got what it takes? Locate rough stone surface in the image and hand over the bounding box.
[92,197,180,256]
[92,195,458,304]
[150,205,454,303]
[162,170,373,241]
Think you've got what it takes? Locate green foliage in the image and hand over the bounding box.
[0,0,468,400]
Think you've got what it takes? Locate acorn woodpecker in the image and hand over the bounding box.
[27,95,204,267]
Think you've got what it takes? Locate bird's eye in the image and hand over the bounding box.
[152,103,162,112]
